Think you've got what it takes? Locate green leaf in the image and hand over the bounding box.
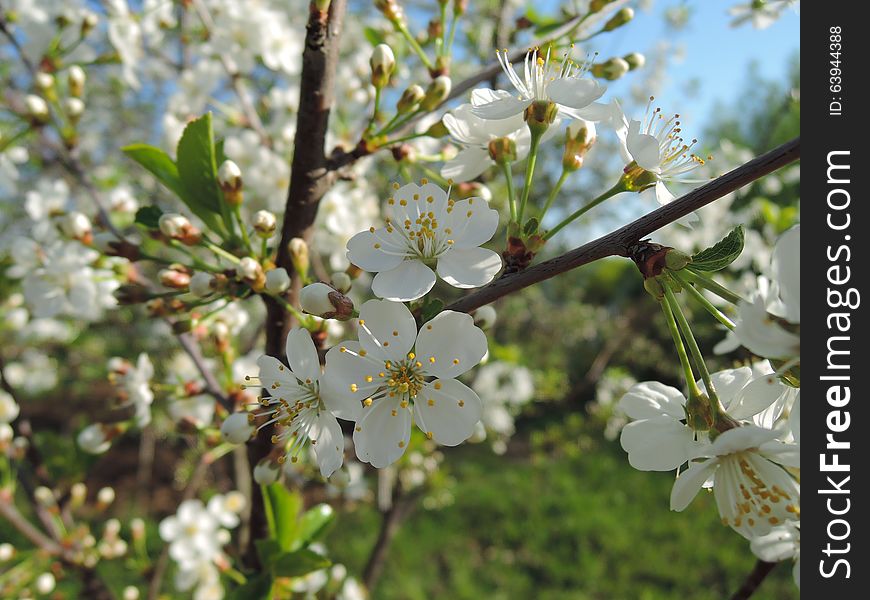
[420,298,444,324]
[254,539,283,568]
[291,504,335,551]
[363,26,386,47]
[226,574,273,600]
[175,112,233,238]
[122,144,187,201]
[134,205,163,229]
[263,484,302,552]
[689,226,745,272]
[523,217,539,236]
[271,549,331,578]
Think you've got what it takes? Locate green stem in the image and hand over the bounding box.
[266,292,309,326]
[435,2,447,57]
[233,205,253,252]
[517,129,543,224]
[0,127,31,152]
[539,169,570,223]
[673,272,735,330]
[376,109,420,137]
[664,285,723,412]
[445,14,459,57]
[395,21,433,70]
[683,269,745,305]
[202,240,241,264]
[365,86,382,137]
[660,290,702,398]
[167,241,223,273]
[260,237,270,260]
[417,163,451,187]
[386,131,428,145]
[500,160,517,222]
[543,180,626,241]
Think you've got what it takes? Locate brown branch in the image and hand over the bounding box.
[729,560,778,600]
[0,493,62,553]
[446,136,800,314]
[176,331,233,411]
[362,482,419,591]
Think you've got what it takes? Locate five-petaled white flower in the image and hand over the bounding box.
[616,100,709,207]
[251,329,361,477]
[670,425,799,540]
[346,182,502,302]
[471,47,607,122]
[324,300,487,468]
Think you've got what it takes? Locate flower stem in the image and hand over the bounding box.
[664,285,724,412]
[366,86,382,137]
[660,290,702,398]
[395,21,433,70]
[672,272,736,330]
[543,180,626,241]
[500,159,517,222]
[202,240,241,264]
[233,205,253,252]
[167,240,223,273]
[517,129,543,224]
[683,268,745,305]
[539,169,570,224]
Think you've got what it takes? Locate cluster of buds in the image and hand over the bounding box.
[590,53,645,80]
[562,121,597,172]
[218,160,243,206]
[299,281,354,320]
[158,213,201,245]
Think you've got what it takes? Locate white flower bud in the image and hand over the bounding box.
[25,94,50,124]
[370,44,396,88]
[0,424,13,444]
[97,486,116,507]
[253,210,277,238]
[123,586,141,600]
[0,543,14,562]
[35,572,56,594]
[623,52,645,70]
[130,518,145,540]
[64,97,85,120]
[265,268,291,294]
[76,423,112,454]
[288,238,309,277]
[34,486,56,507]
[330,272,352,293]
[421,75,451,111]
[61,210,92,241]
[158,213,191,237]
[105,518,122,537]
[238,257,263,282]
[591,57,629,80]
[397,84,425,114]
[189,271,213,297]
[35,72,55,91]
[159,266,191,289]
[253,459,281,485]
[68,65,86,96]
[70,482,88,508]
[221,412,255,444]
[472,305,497,330]
[218,160,242,187]
[0,390,20,424]
[300,282,341,317]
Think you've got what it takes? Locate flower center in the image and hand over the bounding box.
[384,354,426,400]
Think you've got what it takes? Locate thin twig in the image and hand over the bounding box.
[0,495,62,553]
[446,137,800,314]
[362,482,419,591]
[729,560,777,600]
[176,331,233,411]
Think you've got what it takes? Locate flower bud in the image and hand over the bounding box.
[221,412,255,444]
[218,160,243,206]
[370,44,396,89]
[265,267,291,294]
[60,210,93,243]
[487,137,517,163]
[159,265,192,289]
[0,390,20,423]
[562,120,596,172]
[123,586,141,600]
[288,237,309,278]
[375,0,404,24]
[664,248,691,271]
[424,119,449,138]
[300,282,355,320]
[189,271,214,297]
[238,257,265,289]
[96,486,115,508]
[397,84,425,114]
[25,94,50,125]
[591,57,629,80]
[77,423,112,454]
[64,97,85,122]
[34,486,56,508]
[253,210,277,238]
[254,458,282,485]
[158,213,201,244]
[68,65,86,97]
[623,52,645,70]
[330,271,352,293]
[603,7,634,31]
[421,75,451,111]
[453,0,467,16]
[35,572,56,595]
[472,305,497,330]
[130,518,145,541]
[0,543,14,562]
[70,482,87,509]
[0,423,14,445]
[34,72,55,92]
[523,100,558,133]
[114,283,152,305]
[589,0,617,11]
[81,12,98,36]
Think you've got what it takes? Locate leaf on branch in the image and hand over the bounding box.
[291,504,335,551]
[122,144,188,202]
[263,483,303,552]
[134,205,164,229]
[689,225,745,272]
[175,112,234,239]
[226,574,273,600]
[270,548,332,578]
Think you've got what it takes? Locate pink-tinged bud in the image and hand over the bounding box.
[158,213,201,245]
[370,44,396,89]
[300,282,355,320]
[159,265,192,289]
[221,412,255,444]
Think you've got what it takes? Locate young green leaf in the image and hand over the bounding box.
[122,144,187,202]
[226,574,273,600]
[689,226,745,272]
[271,549,332,578]
[134,205,164,229]
[290,504,335,551]
[262,483,302,552]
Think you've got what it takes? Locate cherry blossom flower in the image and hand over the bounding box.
[247,328,361,477]
[324,300,487,468]
[346,182,501,302]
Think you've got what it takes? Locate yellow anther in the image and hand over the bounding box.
[433,382,442,390]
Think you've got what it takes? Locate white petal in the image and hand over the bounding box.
[670,459,719,511]
[322,341,381,408]
[470,95,531,121]
[733,297,800,359]
[436,247,502,288]
[626,123,662,171]
[443,105,491,145]
[415,310,487,379]
[285,328,321,384]
[772,225,800,322]
[256,355,306,396]
[446,198,500,248]
[414,379,482,446]
[759,440,800,469]
[654,180,675,206]
[564,100,619,124]
[620,417,700,471]
[750,525,799,562]
[708,425,779,457]
[701,367,753,409]
[346,229,405,272]
[310,412,344,478]
[371,260,437,302]
[441,147,493,182]
[727,373,787,420]
[158,516,180,541]
[357,299,418,361]
[391,182,449,221]
[618,381,687,420]
[353,396,411,468]
[789,391,800,443]
[546,77,605,109]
